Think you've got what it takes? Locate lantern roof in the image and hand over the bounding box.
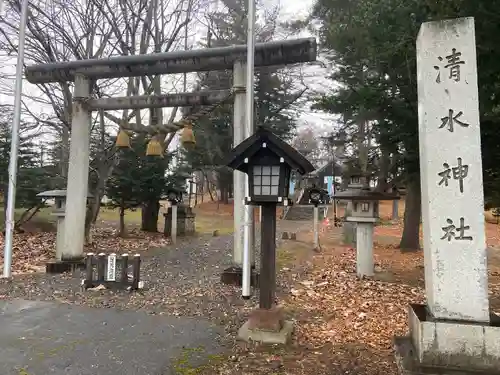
[334,187,399,201]
[37,190,94,198]
[226,126,315,175]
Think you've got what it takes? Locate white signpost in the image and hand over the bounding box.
[395,17,500,374]
[106,253,117,281]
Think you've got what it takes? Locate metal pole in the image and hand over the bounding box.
[242,0,256,299]
[3,0,29,278]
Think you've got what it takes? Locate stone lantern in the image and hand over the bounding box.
[335,186,399,277]
[163,185,195,241]
[37,189,93,273]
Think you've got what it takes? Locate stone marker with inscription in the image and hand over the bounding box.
[394,17,500,375]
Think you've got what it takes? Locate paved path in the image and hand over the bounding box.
[0,299,224,375]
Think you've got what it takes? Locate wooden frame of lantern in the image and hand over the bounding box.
[246,155,291,205]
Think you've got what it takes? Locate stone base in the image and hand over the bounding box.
[220,266,259,287]
[247,307,284,331]
[237,320,294,345]
[394,336,500,375]
[46,259,86,274]
[394,304,500,375]
[82,279,145,291]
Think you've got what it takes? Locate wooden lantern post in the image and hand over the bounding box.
[226,126,314,344]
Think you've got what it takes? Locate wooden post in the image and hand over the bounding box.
[132,254,141,290]
[260,203,277,309]
[85,253,94,286]
[171,203,178,244]
[120,253,129,283]
[97,253,106,282]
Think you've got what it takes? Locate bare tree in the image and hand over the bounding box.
[0,0,210,236]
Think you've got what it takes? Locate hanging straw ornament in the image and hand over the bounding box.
[146,135,163,156]
[180,123,196,149]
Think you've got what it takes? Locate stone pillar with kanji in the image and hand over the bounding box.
[394,17,500,374]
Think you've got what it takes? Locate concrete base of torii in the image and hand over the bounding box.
[220,266,259,287]
[345,216,377,278]
[47,214,85,274]
[394,304,500,375]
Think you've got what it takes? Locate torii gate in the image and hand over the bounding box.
[25,38,317,272]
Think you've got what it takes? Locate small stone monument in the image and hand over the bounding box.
[394,17,500,374]
[163,205,195,238]
[335,187,398,277]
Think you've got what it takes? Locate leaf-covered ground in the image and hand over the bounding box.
[0,201,499,374]
[201,201,500,375]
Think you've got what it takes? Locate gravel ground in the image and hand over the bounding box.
[0,220,310,332]
[0,221,313,374]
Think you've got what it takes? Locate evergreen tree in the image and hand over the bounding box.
[0,107,55,212]
[310,0,500,250]
[182,0,305,202]
[106,135,192,234]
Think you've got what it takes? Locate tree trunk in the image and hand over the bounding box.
[376,149,391,192]
[205,173,214,201]
[217,170,231,204]
[141,200,160,232]
[119,204,126,237]
[84,204,93,245]
[399,178,421,252]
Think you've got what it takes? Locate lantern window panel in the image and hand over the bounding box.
[252,164,281,196]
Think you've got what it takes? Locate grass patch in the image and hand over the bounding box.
[276,241,312,269]
[194,215,233,235]
[171,346,225,375]
[97,208,143,223]
[0,207,55,228]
